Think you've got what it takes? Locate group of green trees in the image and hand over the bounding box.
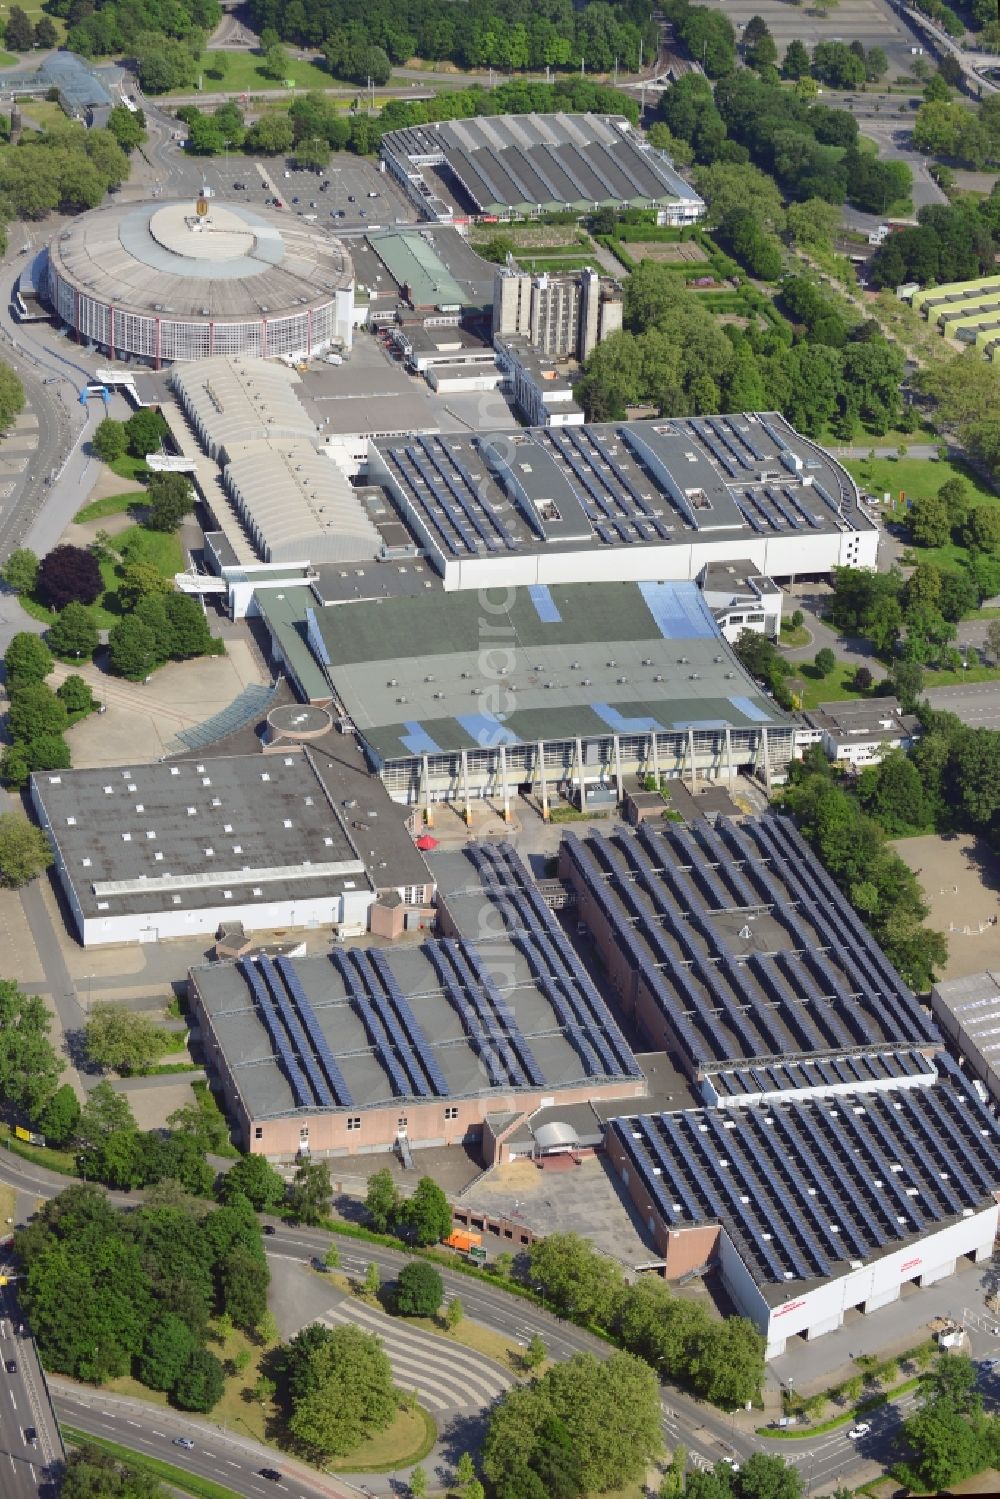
[527,1233,764,1408]
[273,1321,397,1460]
[0,360,25,428]
[2,5,58,51]
[0,119,129,220]
[859,703,1000,851]
[484,1350,662,1498]
[659,67,911,214]
[16,1182,268,1410]
[916,350,1000,491]
[52,0,220,89]
[912,89,1000,171]
[218,1150,336,1226]
[829,556,1000,676]
[894,1354,1000,1492]
[63,1442,169,1499]
[365,1167,454,1244]
[92,408,169,467]
[739,22,888,91]
[2,622,98,785]
[869,197,1000,291]
[576,258,904,439]
[782,756,947,988]
[189,75,639,160]
[247,0,657,76]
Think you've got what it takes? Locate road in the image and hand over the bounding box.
[0,1145,890,1496]
[0,1279,64,1499]
[925,679,1000,729]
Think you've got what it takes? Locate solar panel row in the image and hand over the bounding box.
[271,956,356,1107]
[239,956,313,1109]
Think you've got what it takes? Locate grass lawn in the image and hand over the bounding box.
[0,49,21,67]
[18,524,184,631]
[74,491,143,524]
[0,1124,78,1177]
[779,621,810,647]
[843,453,998,509]
[792,661,870,710]
[517,254,598,272]
[327,1407,436,1472]
[109,454,152,482]
[179,49,333,94]
[19,97,71,132]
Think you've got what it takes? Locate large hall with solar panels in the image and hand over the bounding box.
[187,842,646,1159]
[560,813,999,1357]
[364,412,878,592]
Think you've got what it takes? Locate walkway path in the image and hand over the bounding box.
[315,1293,514,1416]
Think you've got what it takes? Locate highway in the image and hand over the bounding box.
[925,679,1000,730]
[0,1280,64,1499]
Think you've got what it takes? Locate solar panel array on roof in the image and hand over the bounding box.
[463,842,643,1081]
[710,1049,934,1099]
[562,814,938,1072]
[331,947,448,1100]
[240,955,353,1109]
[610,1074,1000,1286]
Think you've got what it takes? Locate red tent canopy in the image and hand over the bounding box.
[415,834,439,851]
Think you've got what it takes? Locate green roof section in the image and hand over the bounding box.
[254,587,331,703]
[368,230,468,310]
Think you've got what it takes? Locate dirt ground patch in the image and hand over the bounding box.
[891,832,1000,981]
[625,240,707,264]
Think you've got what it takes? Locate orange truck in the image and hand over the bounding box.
[443,1228,483,1255]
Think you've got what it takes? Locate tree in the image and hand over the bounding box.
[814,647,836,678]
[366,1167,401,1233]
[909,491,951,549]
[85,1004,175,1076]
[0,811,54,889]
[865,45,888,81]
[33,14,57,47]
[0,978,60,1115]
[138,1312,197,1392]
[220,1244,270,1331]
[531,1231,626,1326]
[37,545,103,610]
[162,594,214,660]
[3,547,38,595]
[782,38,811,79]
[446,1296,463,1329]
[454,1452,476,1490]
[173,1346,225,1411]
[106,105,147,154]
[294,136,331,171]
[5,631,53,686]
[363,1261,381,1297]
[286,1323,396,1459]
[484,1351,661,1496]
[218,1154,286,1212]
[892,659,925,713]
[288,1157,332,1225]
[75,1079,137,1146]
[118,562,172,612]
[395,1260,444,1318]
[401,1175,452,1245]
[263,41,291,79]
[409,1466,428,1499]
[688,1317,765,1407]
[859,751,927,835]
[92,418,127,463]
[108,616,159,681]
[57,675,96,718]
[63,1443,167,1499]
[145,472,194,532]
[963,505,1000,554]
[854,666,873,691]
[5,4,34,50]
[524,1333,546,1369]
[124,408,168,460]
[8,680,67,743]
[731,1455,803,1499]
[35,1083,80,1145]
[48,602,100,661]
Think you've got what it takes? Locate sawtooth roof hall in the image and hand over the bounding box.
[306,580,795,808]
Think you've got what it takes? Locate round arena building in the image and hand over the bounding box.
[44,196,355,366]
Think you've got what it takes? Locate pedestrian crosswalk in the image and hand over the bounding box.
[316,1296,515,1415]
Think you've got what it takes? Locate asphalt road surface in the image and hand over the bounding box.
[0,1282,63,1499]
[925,680,1000,730]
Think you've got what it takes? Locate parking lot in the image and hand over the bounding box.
[693,0,924,77]
[144,145,418,232]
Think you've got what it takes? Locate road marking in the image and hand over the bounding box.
[152,1430,166,1438]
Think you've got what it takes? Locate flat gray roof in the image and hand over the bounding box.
[32,751,372,921]
[371,414,865,565]
[307,580,788,763]
[931,970,1000,1090]
[192,840,641,1120]
[382,114,705,216]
